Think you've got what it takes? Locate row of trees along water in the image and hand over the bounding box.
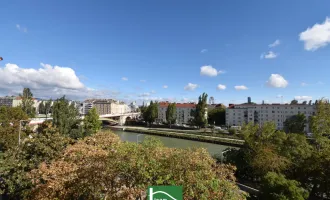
[0,88,245,200]
[139,92,225,128]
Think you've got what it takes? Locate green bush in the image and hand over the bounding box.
[229,128,237,135]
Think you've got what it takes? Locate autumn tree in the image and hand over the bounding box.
[0,131,71,199]
[29,131,246,200]
[166,103,176,127]
[19,88,35,118]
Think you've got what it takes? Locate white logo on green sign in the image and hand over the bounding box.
[148,186,183,200]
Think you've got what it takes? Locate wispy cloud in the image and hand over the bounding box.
[234,85,248,90]
[260,51,278,59]
[217,84,226,90]
[16,24,27,33]
[184,83,198,91]
[295,96,312,101]
[269,39,281,48]
[200,49,208,53]
[121,77,128,81]
[301,82,307,86]
[163,85,168,89]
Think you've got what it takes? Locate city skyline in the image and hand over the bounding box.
[1,1,330,105]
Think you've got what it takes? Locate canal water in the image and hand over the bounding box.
[112,130,236,156]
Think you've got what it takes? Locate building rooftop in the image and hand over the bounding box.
[159,101,196,108]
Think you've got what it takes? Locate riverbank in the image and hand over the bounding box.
[109,126,244,147]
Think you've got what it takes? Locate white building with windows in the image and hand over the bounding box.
[226,101,316,132]
[157,102,196,124]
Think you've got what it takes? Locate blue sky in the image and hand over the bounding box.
[1,0,330,105]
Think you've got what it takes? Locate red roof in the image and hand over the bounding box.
[159,102,196,108]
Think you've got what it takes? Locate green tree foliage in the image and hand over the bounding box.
[0,106,29,152]
[283,113,307,134]
[141,101,159,125]
[207,107,225,125]
[29,131,246,200]
[83,107,101,134]
[44,100,51,119]
[52,96,81,137]
[0,132,71,199]
[228,127,237,135]
[224,100,330,199]
[259,172,309,200]
[192,92,208,128]
[290,99,298,105]
[19,88,36,118]
[38,101,45,114]
[166,103,176,127]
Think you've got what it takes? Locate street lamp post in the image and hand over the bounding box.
[136,134,143,143]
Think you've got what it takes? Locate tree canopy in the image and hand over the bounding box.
[83,107,102,135]
[207,107,225,125]
[19,88,35,118]
[192,93,208,128]
[166,103,176,127]
[28,131,246,200]
[283,113,307,134]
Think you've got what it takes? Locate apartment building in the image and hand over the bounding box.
[0,97,14,107]
[226,101,316,132]
[82,99,131,116]
[157,102,196,124]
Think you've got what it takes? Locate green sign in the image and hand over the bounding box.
[148,186,183,200]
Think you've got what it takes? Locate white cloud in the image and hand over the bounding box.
[261,51,278,59]
[201,49,208,53]
[276,94,283,98]
[122,77,128,81]
[138,93,151,97]
[0,63,84,90]
[301,82,307,86]
[16,24,27,33]
[299,17,330,51]
[234,85,248,90]
[200,65,224,77]
[140,80,146,82]
[151,90,156,94]
[266,74,288,88]
[217,84,226,90]
[294,96,312,101]
[184,83,198,91]
[163,85,168,89]
[269,39,281,48]
[0,62,124,100]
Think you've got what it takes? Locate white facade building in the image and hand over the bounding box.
[226,103,316,132]
[81,99,131,116]
[157,102,196,124]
